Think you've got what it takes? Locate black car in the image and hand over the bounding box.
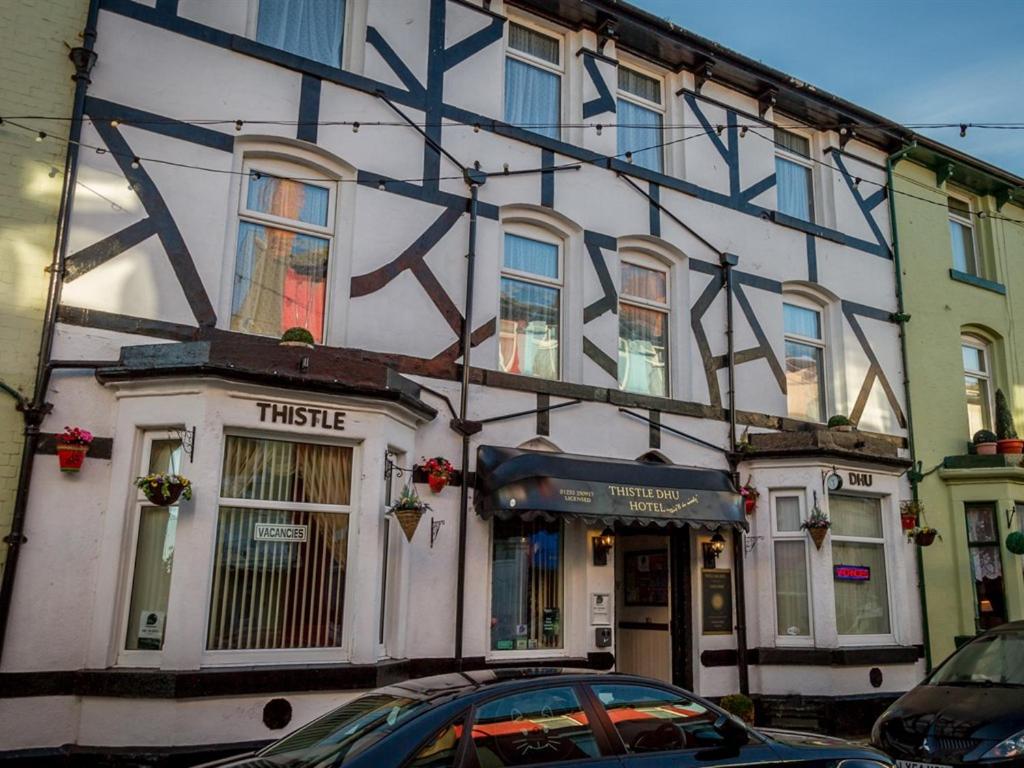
[872,621,1024,766]
[201,668,891,767]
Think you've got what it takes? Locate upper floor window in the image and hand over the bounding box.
[231,166,333,343]
[618,259,668,397]
[499,232,560,380]
[775,128,814,222]
[830,495,892,637]
[617,67,664,173]
[949,197,978,275]
[784,301,826,422]
[256,0,345,68]
[963,335,993,435]
[505,21,562,140]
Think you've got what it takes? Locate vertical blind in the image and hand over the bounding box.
[257,0,345,67]
[208,436,353,650]
[830,495,891,636]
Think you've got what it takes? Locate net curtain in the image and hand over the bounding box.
[257,0,346,67]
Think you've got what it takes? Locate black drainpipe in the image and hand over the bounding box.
[453,170,486,664]
[0,0,99,666]
[721,252,749,695]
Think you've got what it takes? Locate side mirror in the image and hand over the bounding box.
[713,714,750,747]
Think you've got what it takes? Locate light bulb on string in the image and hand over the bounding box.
[625,151,633,163]
[352,122,360,133]
[130,156,140,169]
[960,124,967,138]
[36,131,46,142]
[595,124,603,135]
[235,120,243,132]
[110,119,119,127]
[377,179,386,191]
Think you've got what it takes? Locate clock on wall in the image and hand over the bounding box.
[825,471,844,493]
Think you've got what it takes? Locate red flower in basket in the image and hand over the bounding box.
[56,426,93,472]
[422,456,455,494]
[899,500,921,532]
[739,477,759,515]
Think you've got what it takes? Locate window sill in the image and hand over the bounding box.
[949,269,1006,294]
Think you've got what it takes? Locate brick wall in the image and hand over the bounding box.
[0,0,88,573]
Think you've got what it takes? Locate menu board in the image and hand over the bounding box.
[702,569,733,635]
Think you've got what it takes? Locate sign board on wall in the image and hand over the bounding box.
[590,593,611,626]
[701,569,733,635]
[834,564,871,581]
[256,401,345,431]
[254,523,308,543]
[137,610,165,650]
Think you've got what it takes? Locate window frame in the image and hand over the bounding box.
[782,297,828,424]
[948,194,980,276]
[768,490,814,647]
[200,428,361,665]
[618,254,670,397]
[498,226,564,381]
[616,61,666,173]
[962,334,994,436]
[774,124,816,223]
[503,15,565,139]
[116,430,184,667]
[829,493,896,645]
[964,501,1008,631]
[232,158,337,343]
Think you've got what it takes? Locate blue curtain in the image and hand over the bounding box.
[617,99,663,173]
[783,303,820,339]
[504,58,560,139]
[257,0,345,67]
[503,234,558,278]
[776,157,812,221]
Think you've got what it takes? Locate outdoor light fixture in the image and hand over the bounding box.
[592,527,615,566]
[702,532,726,569]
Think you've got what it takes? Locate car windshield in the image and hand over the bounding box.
[253,693,431,767]
[930,631,1024,687]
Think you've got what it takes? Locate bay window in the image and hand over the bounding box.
[207,435,353,651]
[830,495,891,637]
[784,301,826,423]
[505,21,562,139]
[490,517,563,652]
[617,66,664,173]
[772,494,812,639]
[499,233,560,380]
[231,167,333,343]
[962,336,993,436]
[618,260,669,397]
[775,127,814,222]
[256,0,346,68]
[965,503,1007,631]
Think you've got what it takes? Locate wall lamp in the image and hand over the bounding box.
[702,532,726,569]
[592,527,615,566]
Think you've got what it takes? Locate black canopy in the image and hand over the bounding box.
[474,445,746,531]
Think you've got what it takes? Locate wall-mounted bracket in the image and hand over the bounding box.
[596,16,618,53]
[1007,505,1017,529]
[757,88,778,119]
[430,517,445,548]
[694,58,716,94]
[837,124,856,150]
[996,187,1021,212]
[935,162,956,188]
[171,426,196,463]
[384,450,414,483]
[743,535,763,556]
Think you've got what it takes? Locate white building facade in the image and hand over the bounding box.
[0,0,924,760]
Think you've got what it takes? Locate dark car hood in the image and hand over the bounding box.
[759,728,852,748]
[889,684,1024,739]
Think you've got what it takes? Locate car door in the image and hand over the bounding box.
[584,682,783,768]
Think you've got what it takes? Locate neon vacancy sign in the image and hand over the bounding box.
[833,564,871,582]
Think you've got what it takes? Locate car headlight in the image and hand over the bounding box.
[982,729,1024,760]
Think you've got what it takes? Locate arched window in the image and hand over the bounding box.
[783,295,827,423]
[962,333,993,435]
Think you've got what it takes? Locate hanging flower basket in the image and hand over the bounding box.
[739,477,759,515]
[421,456,455,494]
[801,505,831,550]
[808,526,828,550]
[56,426,93,472]
[135,473,192,506]
[390,484,431,542]
[912,527,940,547]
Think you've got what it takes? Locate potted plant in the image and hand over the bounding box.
[421,456,455,494]
[55,426,93,472]
[801,504,831,550]
[719,693,755,725]
[740,477,759,515]
[279,326,315,349]
[390,484,431,542]
[995,389,1023,454]
[1005,531,1024,556]
[973,429,999,456]
[135,473,192,506]
[827,415,855,432]
[909,526,940,547]
[899,500,922,532]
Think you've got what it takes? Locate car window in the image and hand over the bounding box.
[470,685,601,766]
[930,631,1024,687]
[589,683,725,754]
[408,721,464,768]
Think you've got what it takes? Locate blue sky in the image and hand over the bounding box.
[633,0,1024,176]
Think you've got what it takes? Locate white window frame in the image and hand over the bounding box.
[503,15,565,139]
[774,124,816,223]
[115,430,183,667]
[830,492,897,646]
[948,194,979,276]
[498,225,564,381]
[962,334,994,435]
[200,429,360,665]
[618,254,670,397]
[616,61,666,172]
[232,158,336,343]
[783,296,828,423]
[768,490,814,647]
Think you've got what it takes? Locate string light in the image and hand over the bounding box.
[130,156,141,169]
[234,120,243,132]
[625,151,633,163]
[377,179,386,191]
[595,124,603,135]
[110,119,119,127]
[35,131,46,142]
[960,124,968,138]
[351,121,359,133]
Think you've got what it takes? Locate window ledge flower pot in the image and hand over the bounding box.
[976,442,999,455]
[56,443,89,472]
[997,439,1024,455]
[428,474,448,494]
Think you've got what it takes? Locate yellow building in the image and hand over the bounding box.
[0,0,89,574]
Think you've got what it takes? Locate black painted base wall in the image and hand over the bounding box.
[754,692,899,736]
[0,741,269,768]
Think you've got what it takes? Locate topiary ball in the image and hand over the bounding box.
[1006,531,1024,556]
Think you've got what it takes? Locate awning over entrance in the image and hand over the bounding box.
[474,445,746,530]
